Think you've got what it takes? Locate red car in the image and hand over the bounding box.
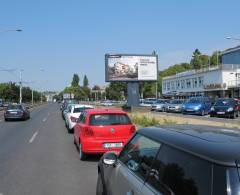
[73,109,136,160]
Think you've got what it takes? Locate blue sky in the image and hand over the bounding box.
[0,0,239,91]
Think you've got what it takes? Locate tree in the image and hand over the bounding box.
[105,82,127,100]
[210,51,221,66]
[83,75,89,87]
[92,85,101,90]
[199,54,210,67]
[190,49,202,69]
[71,74,80,87]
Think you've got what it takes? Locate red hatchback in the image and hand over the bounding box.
[73,109,136,160]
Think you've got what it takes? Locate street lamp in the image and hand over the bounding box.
[0,28,22,33]
[226,36,240,42]
[40,68,45,103]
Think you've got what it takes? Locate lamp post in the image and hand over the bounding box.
[40,68,45,103]
[0,28,22,33]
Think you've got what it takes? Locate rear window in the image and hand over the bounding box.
[73,107,93,113]
[89,114,131,126]
[7,105,22,110]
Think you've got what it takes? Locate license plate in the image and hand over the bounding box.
[103,142,123,149]
[10,112,17,114]
[187,109,193,111]
[217,112,225,114]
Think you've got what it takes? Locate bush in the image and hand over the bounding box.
[130,113,176,128]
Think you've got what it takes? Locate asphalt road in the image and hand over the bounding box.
[0,103,98,195]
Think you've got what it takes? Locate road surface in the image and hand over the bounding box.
[0,103,98,195]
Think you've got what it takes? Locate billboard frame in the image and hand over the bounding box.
[105,53,158,82]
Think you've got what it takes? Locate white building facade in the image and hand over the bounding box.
[162,64,240,98]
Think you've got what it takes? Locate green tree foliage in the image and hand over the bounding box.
[139,82,156,98]
[210,51,221,66]
[83,75,89,87]
[105,82,127,100]
[190,49,202,69]
[0,82,42,102]
[71,74,80,87]
[199,54,210,67]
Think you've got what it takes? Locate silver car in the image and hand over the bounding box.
[151,99,170,111]
[166,99,185,113]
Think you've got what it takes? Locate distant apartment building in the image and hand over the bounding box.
[162,64,240,98]
[114,62,137,75]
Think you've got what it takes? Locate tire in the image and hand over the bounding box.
[79,143,86,160]
[68,127,73,134]
[210,114,214,117]
[231,112,237,119]
[4,118,8,122]
[96,174,106,195]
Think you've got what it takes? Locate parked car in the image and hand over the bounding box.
[139,99,156,107]
[97,124,240,195]
[151,99,170,111]
[166,99,185,113]
[65,104,94,133]
[181,97,212,115]
[62,103,77,120]
[73,109,136,160]
[210,98,240,119]
[101,100,113,107]
[4,104,30,121]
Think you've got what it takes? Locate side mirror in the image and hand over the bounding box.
[102,152,118,166]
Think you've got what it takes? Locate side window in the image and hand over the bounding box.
[78,112,86,124]
[146,145,212,195]
[119,134,161,181]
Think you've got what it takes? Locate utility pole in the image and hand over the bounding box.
[19,69,23,104]
[32,89,34,105]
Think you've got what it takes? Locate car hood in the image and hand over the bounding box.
[213,106,231,111]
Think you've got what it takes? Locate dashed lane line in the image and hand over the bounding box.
[29,131,38,143]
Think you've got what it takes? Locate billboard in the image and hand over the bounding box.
[105,54,158,82]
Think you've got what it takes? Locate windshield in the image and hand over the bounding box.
[73,107,93,113]
[170,100,184,104]
[90,114,131,126]
[215,99,234,106]
[187,98,203,103]
[7,105,22,110]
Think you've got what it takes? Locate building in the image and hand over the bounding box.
[221,45,240,64]
[162,64,240,98]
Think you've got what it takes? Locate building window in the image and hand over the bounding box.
[186,79,191,88]
[192,78,198,88]
[171,81,175,90]
[198,77,204,87]
[176,81,180,89]
[167,82,170,91]
[181,80,185,89]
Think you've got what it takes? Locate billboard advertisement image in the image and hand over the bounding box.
[105,54,158,82]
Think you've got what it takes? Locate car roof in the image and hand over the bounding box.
[138,125,240,166]
[86,108,127,115]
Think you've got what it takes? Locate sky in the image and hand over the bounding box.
[0,0,240,91]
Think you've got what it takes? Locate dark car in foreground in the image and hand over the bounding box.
[97,125,240,195]
[210,98,240,119]
[4,104,30,121]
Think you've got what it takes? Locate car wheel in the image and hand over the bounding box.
[96,174,106,195]
[4,118,8,122]
[210,114,214,117]
[68,127,73,134]
[79,143,86,160]
[231,112,237,119]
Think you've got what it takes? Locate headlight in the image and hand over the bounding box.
[210,107,215,111]
[227,107,233,112]
[195,105,201,110]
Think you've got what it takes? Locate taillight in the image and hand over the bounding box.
[82,127,94,137]
[130,125,136,134]
[70,116,77,122]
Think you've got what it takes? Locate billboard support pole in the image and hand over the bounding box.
[127,82,139,107]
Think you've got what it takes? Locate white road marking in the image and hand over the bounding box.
[42,118,47,122]
[29,131,38,143]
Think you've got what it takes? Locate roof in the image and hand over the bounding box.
[221,45,240,55]
[138,125,240,166]
[86,108,127,115]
